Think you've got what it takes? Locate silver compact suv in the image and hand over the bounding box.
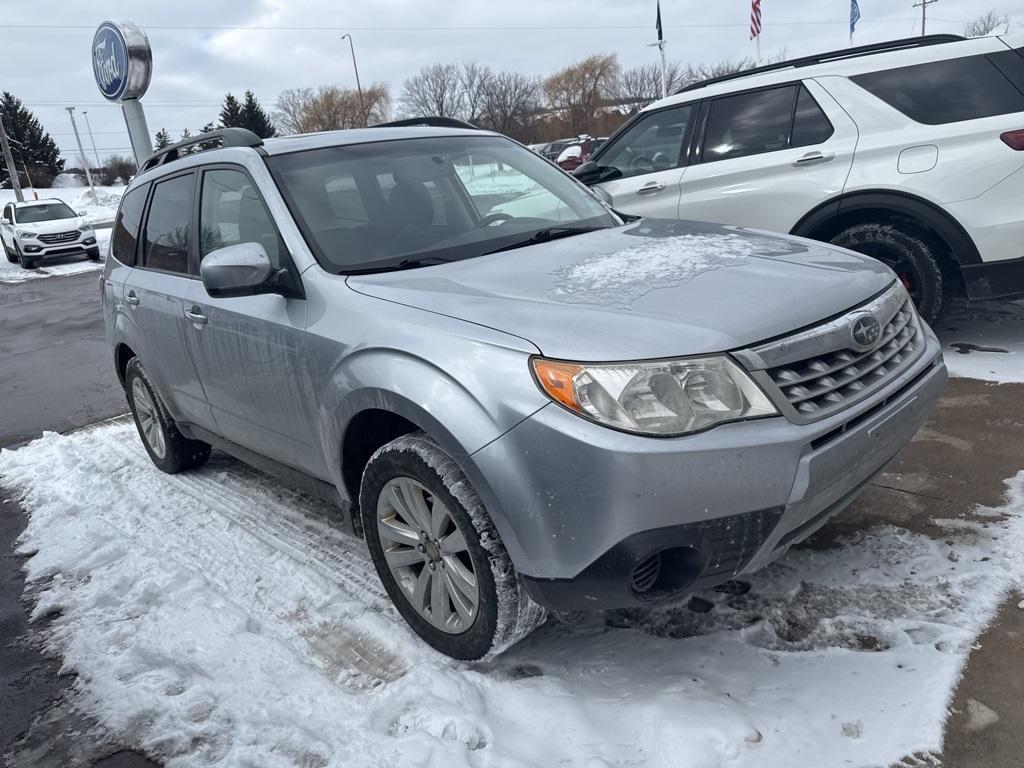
[101,125,947,660]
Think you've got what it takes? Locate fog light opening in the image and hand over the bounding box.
[630,545,704,599]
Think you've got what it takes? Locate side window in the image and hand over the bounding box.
[142,174,193,274]
[109,185,148,266]
[851,54,1024,125]
[2,204,11,222]
[199,169,283,267]
[701,86,797,162]
[791,85,834,148]
[597,104,694,179]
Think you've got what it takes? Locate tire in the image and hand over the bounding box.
[124,358,211,474]
[360,433,546,660]
[829,223,946,324]
[15,244,37,270]
[86,247,101,261]
[3,240,15,263]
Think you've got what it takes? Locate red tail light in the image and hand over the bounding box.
[1001,130,1024,150]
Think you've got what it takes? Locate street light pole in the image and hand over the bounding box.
[0,115,24,203]
[341,33,368,127]
[65,107,98,202]
[82,110,102,169]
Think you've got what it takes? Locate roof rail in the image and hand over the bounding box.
[139,127,265,173]
[373,116,480,130]
[676,34,966,94]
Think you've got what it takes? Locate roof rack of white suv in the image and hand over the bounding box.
[676,34,966,94]
[139,127,265,173]
[374,116,480,130]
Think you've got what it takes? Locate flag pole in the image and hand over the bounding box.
[659,40,668,98]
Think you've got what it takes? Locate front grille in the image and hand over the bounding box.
[38,230,79,244]
[767,299,919,418]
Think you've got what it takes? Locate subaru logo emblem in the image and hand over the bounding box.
[850,314,882,350]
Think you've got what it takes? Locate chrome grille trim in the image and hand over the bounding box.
[733,284,925,423]
[37,230,79,244]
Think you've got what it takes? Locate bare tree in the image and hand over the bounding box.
[275,84,390,134]
[963,9,1010,37]
[459,61,492,124]
[399,63,464,118]
[480,71,539,135]
[616,62,686,111]
[543,54,620,135]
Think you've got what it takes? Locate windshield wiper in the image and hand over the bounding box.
[481,225,605,256]
[343,256,456,275]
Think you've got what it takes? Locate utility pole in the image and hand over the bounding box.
[341,34,368,127]
[0,115,24,203]
[913,0,939,36]
[82,110,102,169]
[65,107,98,202]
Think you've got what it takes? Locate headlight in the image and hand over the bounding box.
[78,223,93,233]
[532,355,777,436]
[16,230,36,239]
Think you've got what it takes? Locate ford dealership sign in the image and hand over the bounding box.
[92,21,152,102]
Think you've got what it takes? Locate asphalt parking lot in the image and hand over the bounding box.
[1,270,1022,767]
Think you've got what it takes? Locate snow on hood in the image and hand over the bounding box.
[349,220,895,360]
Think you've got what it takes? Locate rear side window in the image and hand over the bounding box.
[791,86,834,147]
[852,53,1024,125]
[702,86,797,162]
[142,174,193,274]
[110,185,147,265]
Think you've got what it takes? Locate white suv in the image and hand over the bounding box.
[1,199,101,270]
[574,33,1024,322]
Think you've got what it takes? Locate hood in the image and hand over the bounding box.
[17,217,85,235]
[348,219,895,361]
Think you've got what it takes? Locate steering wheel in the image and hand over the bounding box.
[479,212,514,227]
[630,156,654,174]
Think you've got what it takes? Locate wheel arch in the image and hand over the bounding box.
[790,190,982,268]
[114,342,137,387]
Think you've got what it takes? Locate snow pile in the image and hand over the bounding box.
[935,299,1024,384]
[0,185,123,226]
[3,419,1024,768]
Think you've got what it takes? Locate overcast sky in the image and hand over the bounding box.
[2,0,1020,165]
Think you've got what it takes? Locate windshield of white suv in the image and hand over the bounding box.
[266,135,619,273]
[15,202,78,223]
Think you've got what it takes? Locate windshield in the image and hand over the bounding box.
[16,202,78,224]
[266,135,618,273]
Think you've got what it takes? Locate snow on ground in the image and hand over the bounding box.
[934,299,1024,384]
[2,418,1023,768]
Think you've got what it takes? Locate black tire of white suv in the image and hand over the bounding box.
[124,358,212,474]
[3,241,16,263]
[829,223,946,324]
[15,244,37,270]
[360,433,546,660]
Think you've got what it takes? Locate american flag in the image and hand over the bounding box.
[750,0,762,40]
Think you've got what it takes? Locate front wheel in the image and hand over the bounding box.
[86,247,101,261]
[829,223,947,324]
[3,240,16,263]
[360,433,546,660]
[15,244,37,270]
[124,358,211,474]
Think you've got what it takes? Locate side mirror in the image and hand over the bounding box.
[76,210,87,216]
[574,161,620,185]
[201,242,294,299]
[1,217,10,225]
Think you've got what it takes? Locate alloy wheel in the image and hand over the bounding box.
[131,377,167,459]
[376,476,479,634]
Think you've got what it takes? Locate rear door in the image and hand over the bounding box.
[183,165,322,475]
[590,102,697,218]
[100,184,148,336]
[676,81,858,231]
[123,172,215,429]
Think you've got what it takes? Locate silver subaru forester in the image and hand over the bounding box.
[101,125,947,659]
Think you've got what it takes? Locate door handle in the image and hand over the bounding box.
[636,181,666,195]
[124,291,140,307]
[793,151,835,166]
[184,306,208,325]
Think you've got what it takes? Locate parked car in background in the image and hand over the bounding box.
[104,124,945,660]
[575,33,1024,323]
[1,199,100,270]
[556,136,608,171]
[538,138,576,162]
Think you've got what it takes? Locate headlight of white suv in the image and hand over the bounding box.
[532,355,778,436]
[16,230,36,239]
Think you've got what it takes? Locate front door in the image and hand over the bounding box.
[183,166,323,477]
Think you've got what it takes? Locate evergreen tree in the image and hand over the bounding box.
[219,93,243,129]
[200,121,217,134]
[239,90,276,138]
[0,92,63,188]
[154,128,172,149]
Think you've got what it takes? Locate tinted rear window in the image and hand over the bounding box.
[110,185,147,265]
[142,174,193,274]
[852,52,1024,125]
[791,85,834,147]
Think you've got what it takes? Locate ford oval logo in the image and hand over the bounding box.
[851,314,882,350]
[93,23,129,101]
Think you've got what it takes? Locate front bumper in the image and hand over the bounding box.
[470,327,947,612]
[19,236,98,261]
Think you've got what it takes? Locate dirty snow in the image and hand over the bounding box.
[550,233,789,308]
[934,299,1024,384]
[3,419,1024,768]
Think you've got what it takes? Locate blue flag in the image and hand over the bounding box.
[850,0,862,34]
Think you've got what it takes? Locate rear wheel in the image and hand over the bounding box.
[360,433,546,660]
[829,223,946,324]
[124,358,211,474]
